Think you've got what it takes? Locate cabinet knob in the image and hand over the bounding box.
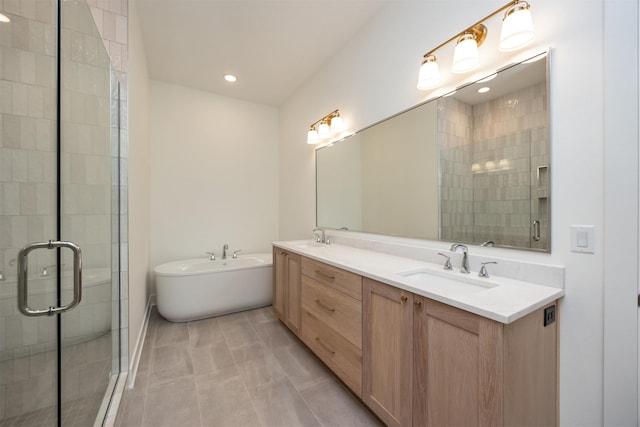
[414,300,422,307]
[400,295,408,303]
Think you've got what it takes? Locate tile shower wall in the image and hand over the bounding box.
[438,97,474,243]
[440,82,549,249]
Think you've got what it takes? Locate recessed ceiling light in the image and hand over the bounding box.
[224,74,237,83]
[478,86,490,94]
[0,13,10,23]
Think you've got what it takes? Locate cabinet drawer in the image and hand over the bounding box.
[301,309,362,397]
[302,257,362,301]
[301,276,362,348]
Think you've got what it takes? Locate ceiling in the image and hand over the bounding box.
[135,0,389,107]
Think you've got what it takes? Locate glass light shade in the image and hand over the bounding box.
[307,129,319,144]
[330,116,345,133]
[417,57,440,90]
[452,34,479,73]
[318,122,330,138]
[499,5,535,52]
[0,13,10,23]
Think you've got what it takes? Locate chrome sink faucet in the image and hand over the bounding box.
[222,244,229,260]
[450,243,470,274]
[312,228,327,244]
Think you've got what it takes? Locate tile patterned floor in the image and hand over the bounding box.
[115,306,382,427]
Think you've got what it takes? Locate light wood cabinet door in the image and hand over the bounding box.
[272,248,302,335]
[285,252,301,334]
[413,296,503,427]
[272,248,286,320]
[362,278,413,427]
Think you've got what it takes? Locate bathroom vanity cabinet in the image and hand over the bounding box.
[272,248,302,334]
[272,244,559,426]
[364,278,558,427]
[299,257,363,396]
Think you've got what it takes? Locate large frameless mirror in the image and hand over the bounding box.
[316,51,550,252]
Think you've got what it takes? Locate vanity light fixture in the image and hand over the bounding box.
[307,109,346,145]
[416,0,534,90]
[417,55,440,90]
[0,13,10,23]
[224,74,237,82]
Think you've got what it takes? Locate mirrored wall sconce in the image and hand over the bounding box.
[417,0,534,90]
[307,109,346,145]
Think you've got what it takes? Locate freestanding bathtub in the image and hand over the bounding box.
[154,253,273,322]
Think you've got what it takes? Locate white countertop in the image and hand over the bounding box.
[273,240,564,324]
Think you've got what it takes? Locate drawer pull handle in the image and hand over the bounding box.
[315,337,336,355]
[400,295,408,303]
[315,299,336,312]
[314,270,336,280]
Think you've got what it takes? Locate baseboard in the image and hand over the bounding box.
[127,295,154,389]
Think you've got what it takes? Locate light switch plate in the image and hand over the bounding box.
[571,225,595,253]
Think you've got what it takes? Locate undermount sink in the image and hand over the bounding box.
[397,268,497,296]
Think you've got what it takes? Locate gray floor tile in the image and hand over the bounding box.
[301,378,383,427]
[253,318,298,350]
[232,342,287,390]
[188,317,225,348]
[153,320,189,348]
[148,344,193,386]
[118,307,378,427]
[196,369,262,426]
[250,378,321,427]
[220,319,261,350]
[270,341,332,392]
[143,377,201,427]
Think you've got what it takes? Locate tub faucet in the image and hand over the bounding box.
[450,243,470,274]
[222,244,229,260]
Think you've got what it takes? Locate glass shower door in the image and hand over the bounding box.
[58,0,120,424]
[0,0,120,425]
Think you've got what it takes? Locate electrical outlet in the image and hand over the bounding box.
[544,305,556,327]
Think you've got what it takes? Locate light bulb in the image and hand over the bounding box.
[330,116,345,133]
[499,3,535,52]
[417,55,440,90]
[307,129,319,144]
[452,34,479,73]
[318,122,330,138]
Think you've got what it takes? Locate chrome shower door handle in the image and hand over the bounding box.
[532,220,541,242]
[17,240,83,317]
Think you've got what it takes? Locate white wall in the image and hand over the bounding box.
[127,0,151,374]
[279,1,639,425]
[149,81,279,271]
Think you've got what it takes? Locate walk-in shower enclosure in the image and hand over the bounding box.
[0,1,123,425]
